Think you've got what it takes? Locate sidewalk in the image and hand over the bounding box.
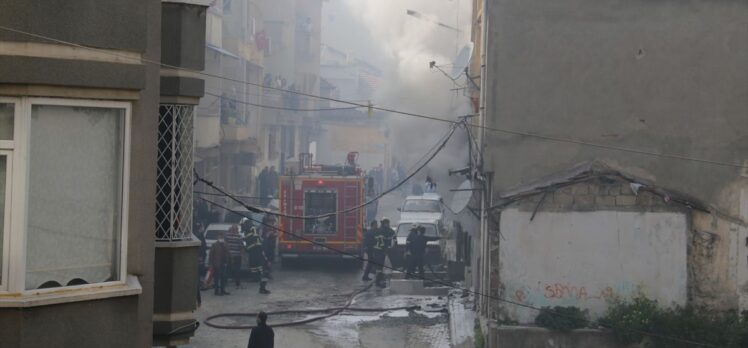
[448,288,475,348]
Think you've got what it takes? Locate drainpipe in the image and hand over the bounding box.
[478,0,490,318]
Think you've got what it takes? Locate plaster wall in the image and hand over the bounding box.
[484,0,748,214]
[498,208,687,323]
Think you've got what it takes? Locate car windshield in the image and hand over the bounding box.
[402,199,440,212]
[396,223,438,238]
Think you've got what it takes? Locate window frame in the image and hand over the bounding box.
[0,150,12,292]
[0,96,131,295]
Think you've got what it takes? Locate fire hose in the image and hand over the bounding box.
[204,282,421,330]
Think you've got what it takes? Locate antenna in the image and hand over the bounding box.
[450,42,474,80]
[450,179,474,213]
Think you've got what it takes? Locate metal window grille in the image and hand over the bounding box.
[156,104,194,241]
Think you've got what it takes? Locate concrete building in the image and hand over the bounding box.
[316,44,388,171]
[195,0,264,197]
[257,0,324,175]
[0,1,208,346]
[472,0,748,345]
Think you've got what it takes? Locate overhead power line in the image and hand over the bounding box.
[204,91,362,112]
[197,196,718,348]
[0,25,745,170]
[195,121,460,219]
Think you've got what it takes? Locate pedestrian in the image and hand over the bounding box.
[406,225,440,279]
[361,220,378,281]
[225,224,245,288]
[268,166,279,197]
[247,311,274,348]
[209,231,230,296]
[425,176,437,193]
[258,166,269,206]
[372,164,383,193]
[245,227,271,294]
[373,218,397,288]
[194,222,207,306]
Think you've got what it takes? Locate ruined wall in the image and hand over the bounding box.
[492,180,690,323]
[498,209,687,323]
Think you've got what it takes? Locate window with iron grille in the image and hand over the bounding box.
[156,104,194,241]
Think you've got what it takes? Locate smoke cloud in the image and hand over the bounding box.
[329,0,474,196]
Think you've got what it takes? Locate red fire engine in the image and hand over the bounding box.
[278,152,365,261]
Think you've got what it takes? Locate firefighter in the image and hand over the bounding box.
[245,227,271,294]
[373,218,396,288]
[406,225,440,279]
[361,220,378,281]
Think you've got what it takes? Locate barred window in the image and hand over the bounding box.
[156,104,194,241]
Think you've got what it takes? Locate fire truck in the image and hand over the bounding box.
[278,152,366,261]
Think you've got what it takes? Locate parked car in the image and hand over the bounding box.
[389,220,443,269]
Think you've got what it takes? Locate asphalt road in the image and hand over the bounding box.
[187,259,450,348]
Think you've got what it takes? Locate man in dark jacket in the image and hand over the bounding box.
[361,220,378,281]
[247,311,274,348]
[405,225,440,279]
[209,232,230,295]
[373,218,397,288]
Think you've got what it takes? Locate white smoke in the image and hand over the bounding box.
[341,0,474,195]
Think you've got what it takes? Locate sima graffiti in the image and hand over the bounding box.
[513,283,615,303]
[544,283,614,301]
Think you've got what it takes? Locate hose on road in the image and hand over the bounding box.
[203,282,421,330]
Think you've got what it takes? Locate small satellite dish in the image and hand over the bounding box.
[450,179,473,213]
[450,42,474,79]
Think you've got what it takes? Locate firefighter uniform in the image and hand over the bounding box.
[373,219,396,288]
[244,227,271,294]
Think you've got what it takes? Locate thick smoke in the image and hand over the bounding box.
[339,0,474,198]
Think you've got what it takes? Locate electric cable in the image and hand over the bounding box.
[204,91,362,112]
[1,24,746,170]
[195,121,460,219]
[198,196,718,348]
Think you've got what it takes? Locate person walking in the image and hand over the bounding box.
[209,231,230,296]
[258,167,269,206]
[373,218,397,288]
[195,222,207,305]
[406,225,440,279]
[361,220,378,281]
[245,227,271,294]
[247,311,274,348]
[225,224,244,288]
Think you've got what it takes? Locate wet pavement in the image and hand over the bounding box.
[187,259,451,347]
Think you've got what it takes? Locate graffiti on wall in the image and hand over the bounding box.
[513,282,620,304]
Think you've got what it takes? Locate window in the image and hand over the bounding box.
[0,97,129,293]
[304,191,337,234]
[402,199,441,213]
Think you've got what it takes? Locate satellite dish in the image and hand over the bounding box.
[450,179,473,213]
[450,42,474,79]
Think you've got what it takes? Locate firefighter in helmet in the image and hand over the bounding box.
[373,218,397,288]
[244,226,271,294]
